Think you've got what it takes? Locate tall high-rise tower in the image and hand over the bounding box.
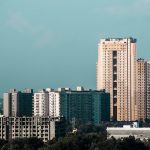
[136,59,150,120]
[96,38,137,121]
[146,61,150,119]
[136,59,147,120]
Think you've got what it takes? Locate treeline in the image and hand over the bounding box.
[0,124,150,150]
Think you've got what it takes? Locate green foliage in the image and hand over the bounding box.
[0,139,8,150]
[77,124,106,135]
[0,138,44,150]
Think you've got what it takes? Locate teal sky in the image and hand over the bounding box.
[0,0,150,95]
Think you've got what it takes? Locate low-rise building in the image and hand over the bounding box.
[107,122,150,140]
[0,115,66,142]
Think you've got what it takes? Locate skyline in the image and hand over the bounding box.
[0,0,150,96]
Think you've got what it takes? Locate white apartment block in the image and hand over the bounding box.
[49,92,60,118]
[33,89,60,118]
[33,89,49,116]
[97,38,137,121]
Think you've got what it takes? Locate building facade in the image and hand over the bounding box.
[33,87,110,124]
[136,59,150,120]
[136,59,147,120]
[3,89,33,117]
[97,38,137,121]
[33,89,49,117]
[54,87,110,124]
[49,92,60,118]
[59,88,110,124]
[0,116,66,142]
[146,61,150,119]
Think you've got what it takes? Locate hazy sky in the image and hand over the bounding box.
[0,0,150,95]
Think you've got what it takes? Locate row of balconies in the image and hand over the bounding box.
[11,133,49,137]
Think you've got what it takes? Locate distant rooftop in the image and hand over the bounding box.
[137,58,145,61]
[100,37,136,43]
[35,87,107,93]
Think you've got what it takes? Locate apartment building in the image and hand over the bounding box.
[3,89,33,117]
[33,87,110,124]
[49,92,60,118]
[136,59,150,120]
[33,89,50,116]
[59,87,110,124]
[0,116,66,142]
[96,38,137,121]
[147,61,150,119]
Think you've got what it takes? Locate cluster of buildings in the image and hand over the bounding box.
[1,87,110,141]
[97,37,150,121]
[1,37,150,141]
[1,89,66,142]
[3,87,110,124]
[33,87,110,124]
[96,37,150,140]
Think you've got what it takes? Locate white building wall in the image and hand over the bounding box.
[3,93,11,117]
[49,92,60,117]
[107,127,150,140]
[33,90,49,116]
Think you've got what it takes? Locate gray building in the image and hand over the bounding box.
[3,89,33,117]
[0,116,66,142]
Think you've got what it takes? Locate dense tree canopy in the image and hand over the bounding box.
[0,138,44,150]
